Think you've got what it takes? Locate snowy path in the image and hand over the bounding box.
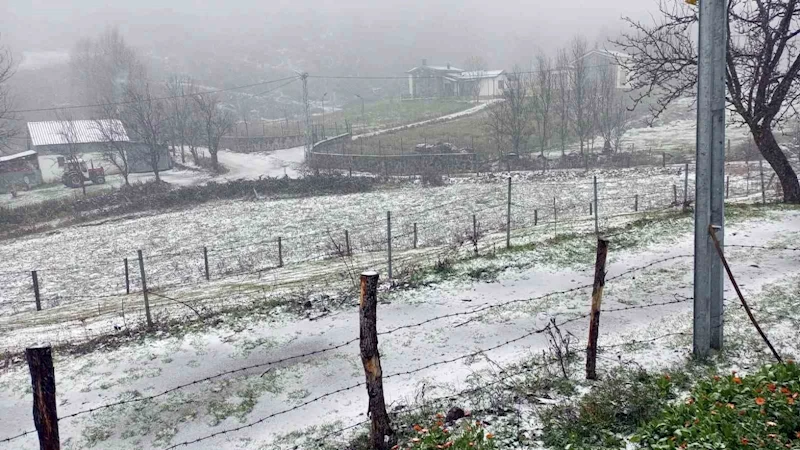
[1,210,798,449]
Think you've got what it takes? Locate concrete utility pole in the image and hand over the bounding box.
[301,73,312,157]
[694,0,727,359]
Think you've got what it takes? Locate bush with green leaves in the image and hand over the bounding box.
[634,362,800,449]
[392,414,497,450]
[540,368,684,449]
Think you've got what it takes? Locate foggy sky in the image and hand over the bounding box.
[5,0,658,70]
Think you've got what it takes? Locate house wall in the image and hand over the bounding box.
[478,75,506,98]
[126,143,173,173]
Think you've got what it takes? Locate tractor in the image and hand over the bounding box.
[57,157,106,188]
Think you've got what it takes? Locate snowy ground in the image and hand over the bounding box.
[0,147,306,208]
[352,101,494,140]
[0,206,797,450]
[0,162,785,351]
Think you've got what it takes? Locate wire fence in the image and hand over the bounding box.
[2,206,797,449]
[0,161,789,351]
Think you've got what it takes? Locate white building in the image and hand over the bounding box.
[406,60,506,99]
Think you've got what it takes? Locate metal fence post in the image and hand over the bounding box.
[26,346,60,450]
[137,250,153,329]
[32,270,41,311]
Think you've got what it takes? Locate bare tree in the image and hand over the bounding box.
[555,49,572,156]
[233,95,254,142]
[193,93,235,172]
[463,56,488,103]
[531,52,556,156]
[485,67,535,164]
[92,112,131,186]
[0,37,17,147]
[615,0,800,202]
[165,76,195,163]
[569,36,594,156]
[70,27,143,105]
[594,65,629,153]
[122,78,169,183]
[55,113,87,196]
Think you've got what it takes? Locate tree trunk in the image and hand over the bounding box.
[753,126,800,203]
[152,152,161,183]
[210,148,219,173]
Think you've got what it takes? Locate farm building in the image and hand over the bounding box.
[406,60,506,99]
[26,120,172,177]
[572,49,632,89]
[0,150,43,193]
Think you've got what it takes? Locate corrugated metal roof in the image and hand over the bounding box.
[0,150,37,163]
[27,120,130,147]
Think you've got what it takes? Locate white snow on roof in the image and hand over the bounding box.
[0,150,37,163]
[457,70,505,79]
[27,120,129,147]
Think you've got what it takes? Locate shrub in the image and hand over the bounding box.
[634,362,800,449]
[394,414,497,450]
[541,369,682,449]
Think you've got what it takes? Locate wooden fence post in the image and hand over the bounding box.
[124,258,130,294]
[673,184,678,206]
[137,250,153,329]
[386,212,393,280]
[534,209,538,226]
[413,223,418,249]
[589,202,593,216]
[359,272,395,450]
[553,197,558,238]
[472,214,478,255]
[726,175,730,199]
[662,152,666,168]
[683,162,689,211]
[759,159,766,204]
[506,177,512,249]
[203,247,210,281]
[32,270,41,311]
[345,230,352,257]
[634,194,639,212]
[278,237,284,268]
[26,346,60,450]
[585,238,609,380]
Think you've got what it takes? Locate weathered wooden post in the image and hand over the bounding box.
[413,223,418,249]
[203,247,210,281]
[534,209,538,226]
[359,272,395,450]
[683,162,689,211]
[345,230,352,257]
[589,202,593,216]
[137,250,153,329]
[726,175,730,199]
[278,237,284,268]
[386,212,393,280]
[593,175,599,235]
[124,258,130,294]
[662,152,666,168]
[759,159,766,204]
[506,177,512,249]
[634,194,639,212]
[553,197,558,238]
[32,271,41,311]
[673,184,678,206]
[26,346,60,450]
[586,238,609,380]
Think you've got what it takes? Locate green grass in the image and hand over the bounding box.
[319,98,475,134]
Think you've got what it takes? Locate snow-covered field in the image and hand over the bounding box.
[0,161,785,354]
[0,147,306,208]
[0,204,797,450]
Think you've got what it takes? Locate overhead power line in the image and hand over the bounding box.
[7,76,300,115]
